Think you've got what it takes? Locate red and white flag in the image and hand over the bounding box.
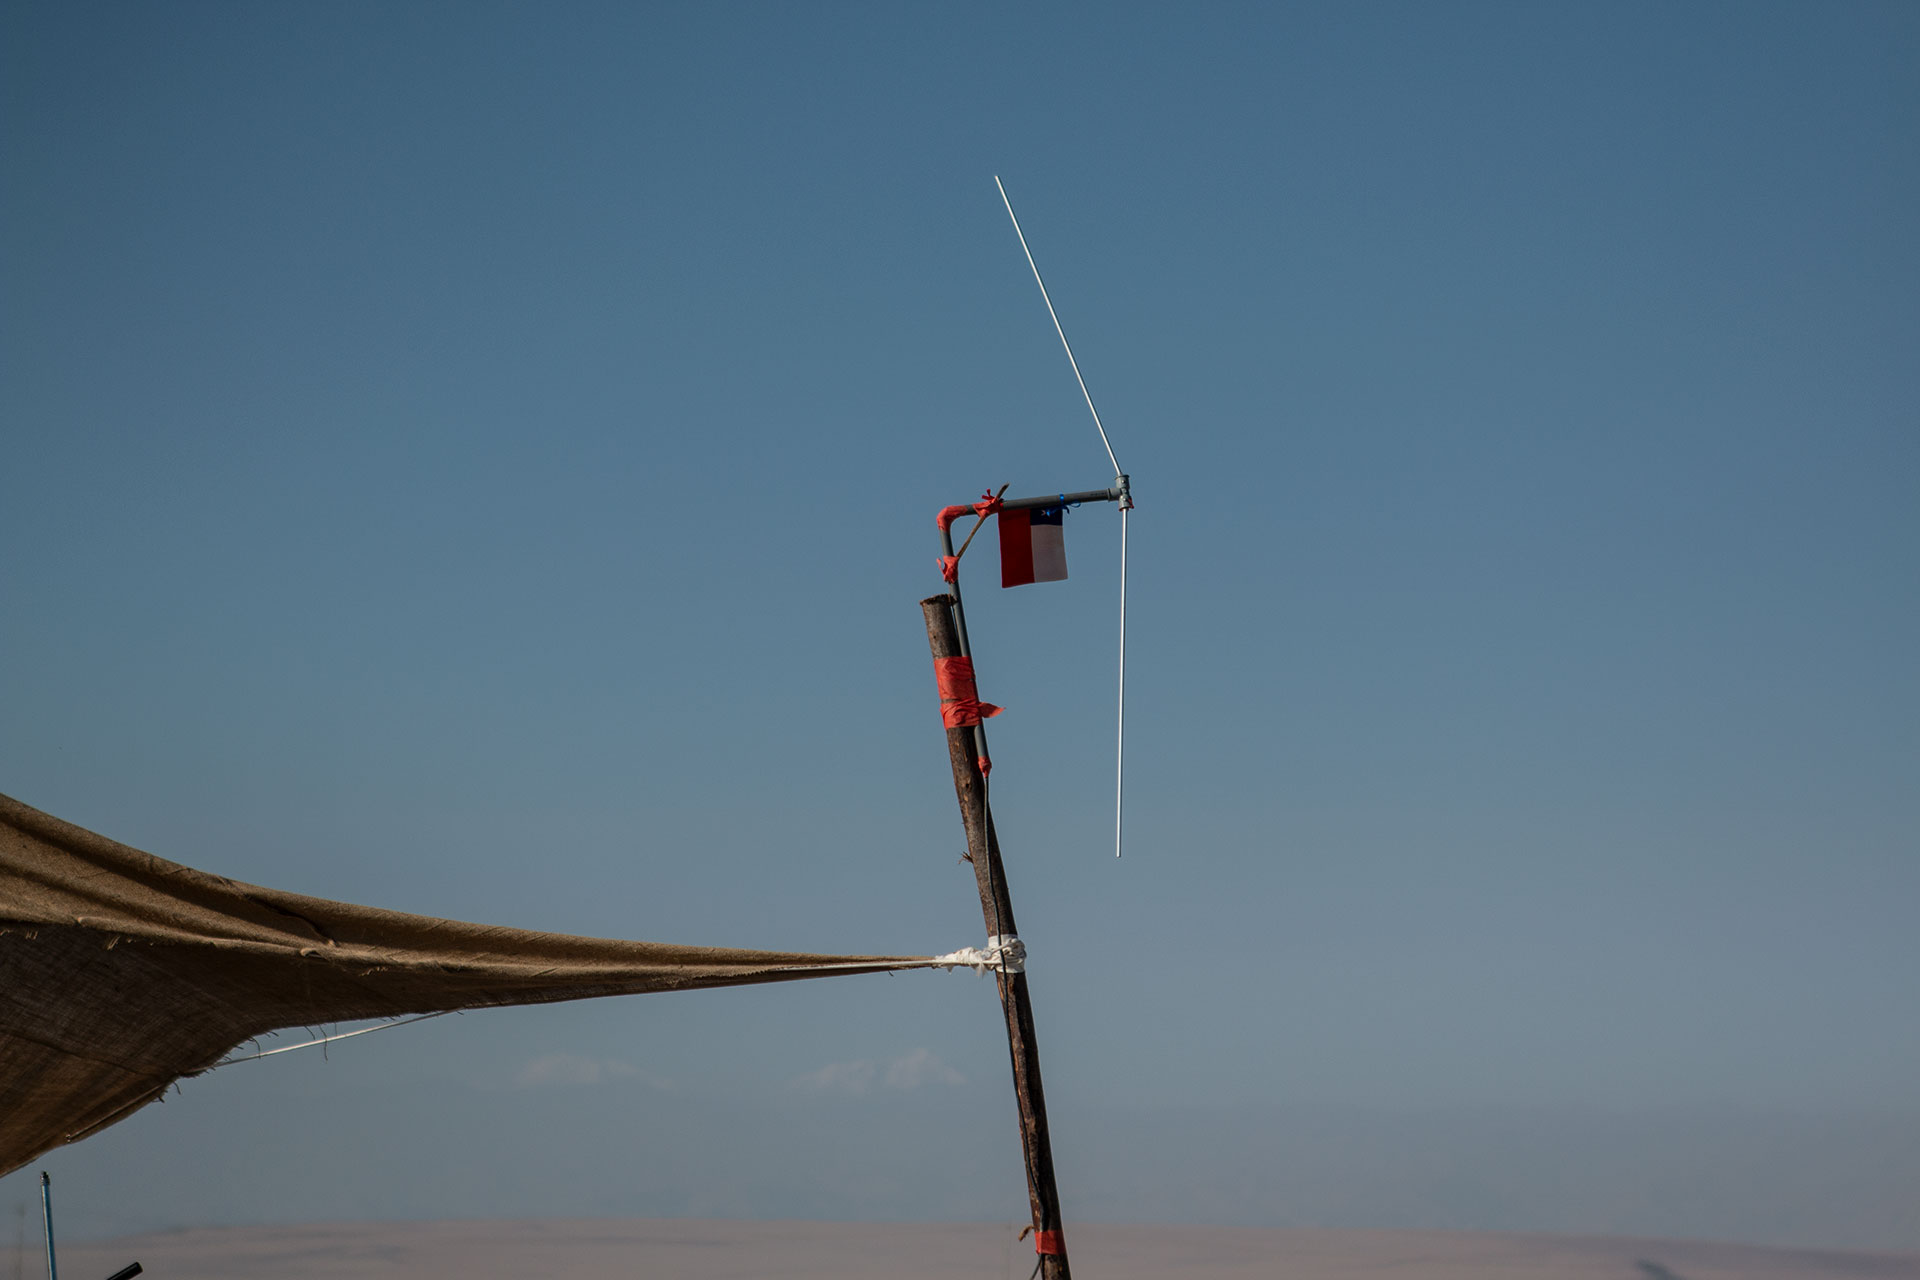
[1000,506,1068,588]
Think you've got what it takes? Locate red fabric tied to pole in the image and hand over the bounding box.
[936,504,973,532]
[934,656,1002,729]
[938,555,959,583]
[1034,1229,1064,1255]
[973,492,1004,519]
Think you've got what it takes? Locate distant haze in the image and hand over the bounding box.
[8,1032,1919,1249]
[52,1221,1920,1280]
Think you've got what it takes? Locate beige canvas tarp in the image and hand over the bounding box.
[0,791,938,1176]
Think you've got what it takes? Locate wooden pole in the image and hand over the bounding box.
[921,594,1072,1280]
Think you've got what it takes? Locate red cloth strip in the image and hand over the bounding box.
[973,492,1004,518]
[934,656,1002,728]
[1034,1229,1064,1255]
[938,555,959,583]
[936,504,973,532]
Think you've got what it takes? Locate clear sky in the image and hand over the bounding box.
[4,0,1917,1252]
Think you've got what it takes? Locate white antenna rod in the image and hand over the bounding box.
[1116,506,1128,857]
[995,176,1122,476]
[996,175,1131,857]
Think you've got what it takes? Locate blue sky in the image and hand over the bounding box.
[4,0,1917,1250]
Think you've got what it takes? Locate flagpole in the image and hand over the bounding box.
[935,481,1126,658]
[938,480,1129,840]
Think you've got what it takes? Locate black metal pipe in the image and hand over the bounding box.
[949,485,1122,514]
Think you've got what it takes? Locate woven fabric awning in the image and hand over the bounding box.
[0,792,934,1176]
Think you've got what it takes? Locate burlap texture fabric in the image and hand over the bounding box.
[1,792,928,1175]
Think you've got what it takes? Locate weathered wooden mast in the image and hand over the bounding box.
[922,590,1072,1279]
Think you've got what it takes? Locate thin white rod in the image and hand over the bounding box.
[217,1011,450,1065]
[1115,507,1128,858]
[995,176,1122,476]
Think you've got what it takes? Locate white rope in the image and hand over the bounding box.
[216,1010,452,1066]
[930,935,1026,975]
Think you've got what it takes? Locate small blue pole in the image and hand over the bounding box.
[38,1172,57,1280]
